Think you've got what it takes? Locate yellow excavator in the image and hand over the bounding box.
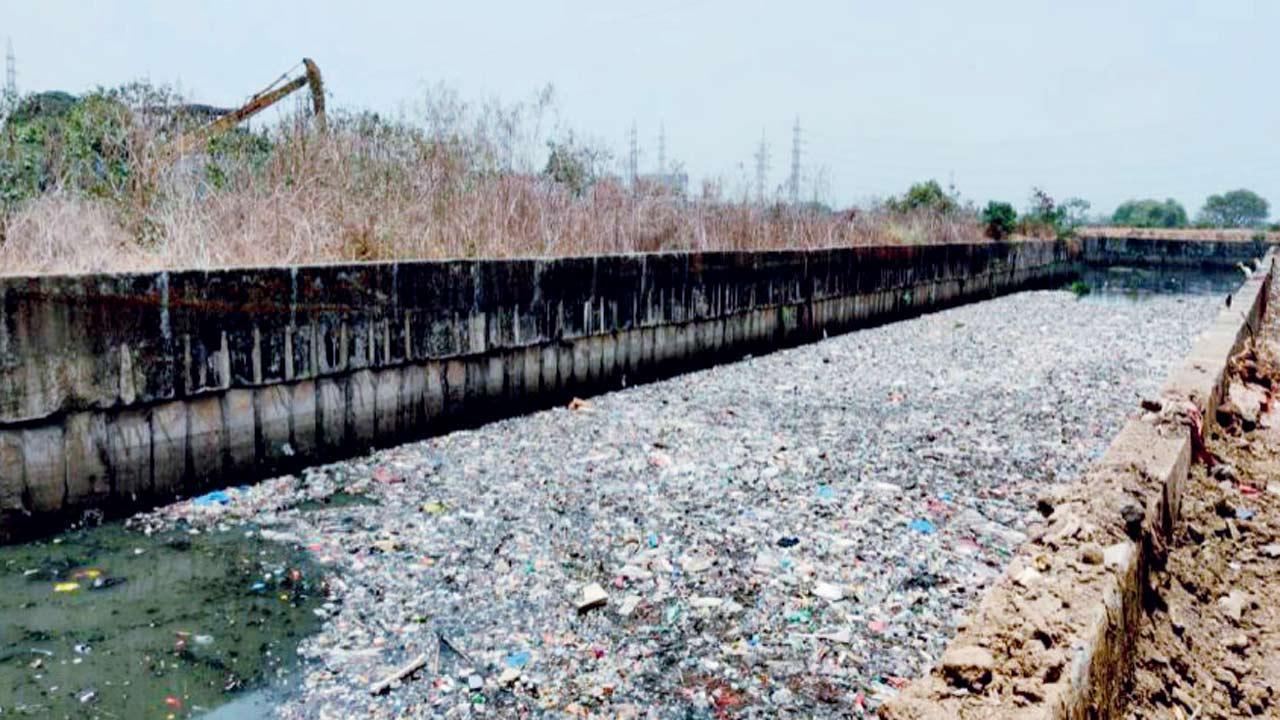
[165,58,326,157]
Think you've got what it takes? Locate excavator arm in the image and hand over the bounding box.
[167,58,325,157]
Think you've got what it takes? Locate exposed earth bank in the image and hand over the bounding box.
[1123,283,1280,719]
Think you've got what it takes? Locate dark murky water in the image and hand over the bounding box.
[0,523,322,719]
[1079,264,1249,298]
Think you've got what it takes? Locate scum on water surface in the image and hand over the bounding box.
[0,521,324,719]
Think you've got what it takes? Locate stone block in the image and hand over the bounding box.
[347,370,376,449]
[0,430,25,514]
[258,384,293,464]
[400,365,428,434]
[22,427,64,513]
[540,346,559,393]
[317,378,345,450]
[445,360,466,414]
[522,347,541,397]
[222,389,256,475]
[149,402,186,496]
[374,368,402,441]
[290,380,318,458]
[186,395,224,490]
[64,412,110,506]
[424,362,445,424]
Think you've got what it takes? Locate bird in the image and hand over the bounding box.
[1226,293,1233,309]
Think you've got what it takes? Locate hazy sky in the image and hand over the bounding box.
[5,1,1277,216]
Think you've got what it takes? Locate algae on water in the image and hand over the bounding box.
[0,522,323,718]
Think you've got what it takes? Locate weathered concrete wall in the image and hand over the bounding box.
[1,237,1268,542]
[1079,235,1271,267]
[880,252,1274,719]
[0,242,1077,540]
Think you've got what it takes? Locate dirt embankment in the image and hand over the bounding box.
[1124,329,1280,718]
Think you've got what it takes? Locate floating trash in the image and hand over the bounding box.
[0,522,323,718]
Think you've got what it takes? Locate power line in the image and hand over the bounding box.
[657,122,666,176]
[628,121,639,187]
[5,38,15,99]
[753,130,770,205]
[789,117,802,205]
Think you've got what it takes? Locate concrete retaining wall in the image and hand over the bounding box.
[0,242,1075,541]
[880,252,1275,719]
[1079,235,1271,267]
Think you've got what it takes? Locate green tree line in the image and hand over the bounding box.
[1111,190,1271,229]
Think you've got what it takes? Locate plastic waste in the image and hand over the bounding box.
[193,490,233,506]
[909,519,936,534]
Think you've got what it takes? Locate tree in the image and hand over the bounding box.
[1026,187,1065,229]
[981,201,1017,240]
[1111,198,1187,228]
[886,179,957,214]
[1198,189,1269,228]
[1061,197,1092,229]
[543,135,607,197]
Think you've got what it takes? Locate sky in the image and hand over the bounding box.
[4,0,1278,216]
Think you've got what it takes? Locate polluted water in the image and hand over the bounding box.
[0,521,323,718]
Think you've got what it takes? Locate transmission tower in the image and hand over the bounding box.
[5,38,15,99]
[657,123,666,176]
[628,121,639,188]
[789,117,802,205]
[753,131,770,205]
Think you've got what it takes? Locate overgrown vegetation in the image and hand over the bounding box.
[1,76,1272,275]
[884,179,958,215]
[0,82,1008,273]
[981,201,1017,240]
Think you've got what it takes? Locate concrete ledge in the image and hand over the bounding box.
[879,251,1274,719]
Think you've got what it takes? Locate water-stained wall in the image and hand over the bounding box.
[0,238,1258,541]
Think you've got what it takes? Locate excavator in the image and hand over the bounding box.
[165,57,326,157]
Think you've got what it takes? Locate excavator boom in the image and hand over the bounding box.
[167,58,325,157]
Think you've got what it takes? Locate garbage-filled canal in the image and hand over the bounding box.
[0,522,323,718]
[0,270,1250,719]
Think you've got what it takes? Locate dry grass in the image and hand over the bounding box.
[0,90,991,276]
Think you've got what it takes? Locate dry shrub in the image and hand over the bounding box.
[0,191,144,274]
[0,89,990,275]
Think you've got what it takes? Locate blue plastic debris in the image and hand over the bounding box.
[505,651,531,668]
[909,519,937,534]
[1236,507,1257,521]
[193,490,232,506]
[816,485,836,501]
[647,533,659,548]
[249,581,267,593]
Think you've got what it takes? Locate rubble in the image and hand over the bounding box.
[576,583,609,613]
[940,645,995,690]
